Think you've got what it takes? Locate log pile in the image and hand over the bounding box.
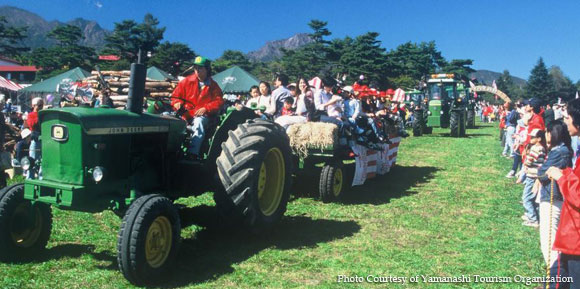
[85,70,179,108]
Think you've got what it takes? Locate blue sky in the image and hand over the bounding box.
[3,0,580,81]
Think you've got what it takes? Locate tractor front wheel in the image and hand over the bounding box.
[0,183,52,262]
[215,119,292,231]
[319,163,345,203]
[117,194,181,286]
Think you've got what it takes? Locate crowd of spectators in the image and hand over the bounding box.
[498,96,580,288]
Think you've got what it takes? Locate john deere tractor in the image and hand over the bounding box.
[416,74,468,137]
[0,63,293,286]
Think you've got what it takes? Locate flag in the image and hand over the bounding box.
[576,91,579,99]
[492,80,498,100]
[469,80,476,91]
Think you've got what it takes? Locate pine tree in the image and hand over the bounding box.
[526,57,554,104]
[0,16,28,57]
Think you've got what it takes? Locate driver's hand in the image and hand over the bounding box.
[173,102,182,110]
[195,107,207,116]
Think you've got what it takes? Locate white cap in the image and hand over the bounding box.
[32,97,43,106]
[343,86,354,93]
[20,128,31,139]
[529,128,543,137]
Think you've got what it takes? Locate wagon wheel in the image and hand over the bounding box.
[320,163,345,203]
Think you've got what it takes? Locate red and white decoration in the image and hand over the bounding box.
[351,134,401,186]
[0,76,23,91]
[392,88,405,103]
[309,77,322,90]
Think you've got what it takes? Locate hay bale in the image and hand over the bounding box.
[286,122,338,159]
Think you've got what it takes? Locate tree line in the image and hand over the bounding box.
[1,14,578,103]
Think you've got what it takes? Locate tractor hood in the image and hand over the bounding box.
[39,107,186,135]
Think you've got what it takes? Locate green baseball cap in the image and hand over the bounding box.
[193,56,210,67]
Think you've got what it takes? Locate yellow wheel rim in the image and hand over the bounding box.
[257,147,285,216]
[10,202,42,248]
[145,216,173,269]
[333,168,343,197]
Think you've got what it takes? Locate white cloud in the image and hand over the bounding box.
[94,1,103,9]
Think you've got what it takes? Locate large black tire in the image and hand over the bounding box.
[459,111,466,137]
[215,118,292,230]
[467,110,475,128]
[450,111,459,137]
[412,111,423,137]
[0,183,52,262]
[320,163,345,203]
[117,194,181,287]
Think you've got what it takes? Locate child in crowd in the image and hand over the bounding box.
[508,108,527,179]
[281,98,295,116]
[520,128,547,227]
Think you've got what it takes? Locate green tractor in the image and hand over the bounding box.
[0,63,293,286]
[407,90,431,136]
[463,87,477,129]
[415,74,468,137]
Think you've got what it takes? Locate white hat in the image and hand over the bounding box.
[529,128,543,137]
[343,86,354,93]
[32,97,43,106]
[20,128,31,139]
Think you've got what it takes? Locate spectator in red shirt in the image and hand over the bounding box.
[171,56,224,157]
[524,98,546,147]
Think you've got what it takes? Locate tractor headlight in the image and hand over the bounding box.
[457,98,462,102]
[21,157,33,171]
[92,166,105,183]
[440,110,444,115]
[428,111,432,115]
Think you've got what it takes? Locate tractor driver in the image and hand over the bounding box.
[172,56,224,158]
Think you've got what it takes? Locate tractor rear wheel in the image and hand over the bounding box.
[459,111,466,137]
[412,111,423,136]
[450,111,460,137]
[467,110,475,128]
[0,183,52,262]
[215,119,292,231]
[117,194,181,286]
[320,163,345,203]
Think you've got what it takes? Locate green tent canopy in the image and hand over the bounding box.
[147,66,175,81]
[20,67,91,93]
[212,66,260,94]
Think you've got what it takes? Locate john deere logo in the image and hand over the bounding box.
[222,76,236,85]
[51,124,68,142]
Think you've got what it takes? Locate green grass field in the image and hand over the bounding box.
[1,121,546,288]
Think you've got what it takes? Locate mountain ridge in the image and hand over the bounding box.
[0,6,110,50]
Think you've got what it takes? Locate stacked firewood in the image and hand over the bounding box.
[84,70,179,108]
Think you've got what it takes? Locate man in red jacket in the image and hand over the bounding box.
[172,56,224,157]
[546,98,580,289]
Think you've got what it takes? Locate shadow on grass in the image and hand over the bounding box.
[164,207,360,287]
[292,164,438,206]
[13,243,118,269]
[433,133,492,138]
[341,164,438,205]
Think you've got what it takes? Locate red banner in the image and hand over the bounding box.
[98,55,120,61]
